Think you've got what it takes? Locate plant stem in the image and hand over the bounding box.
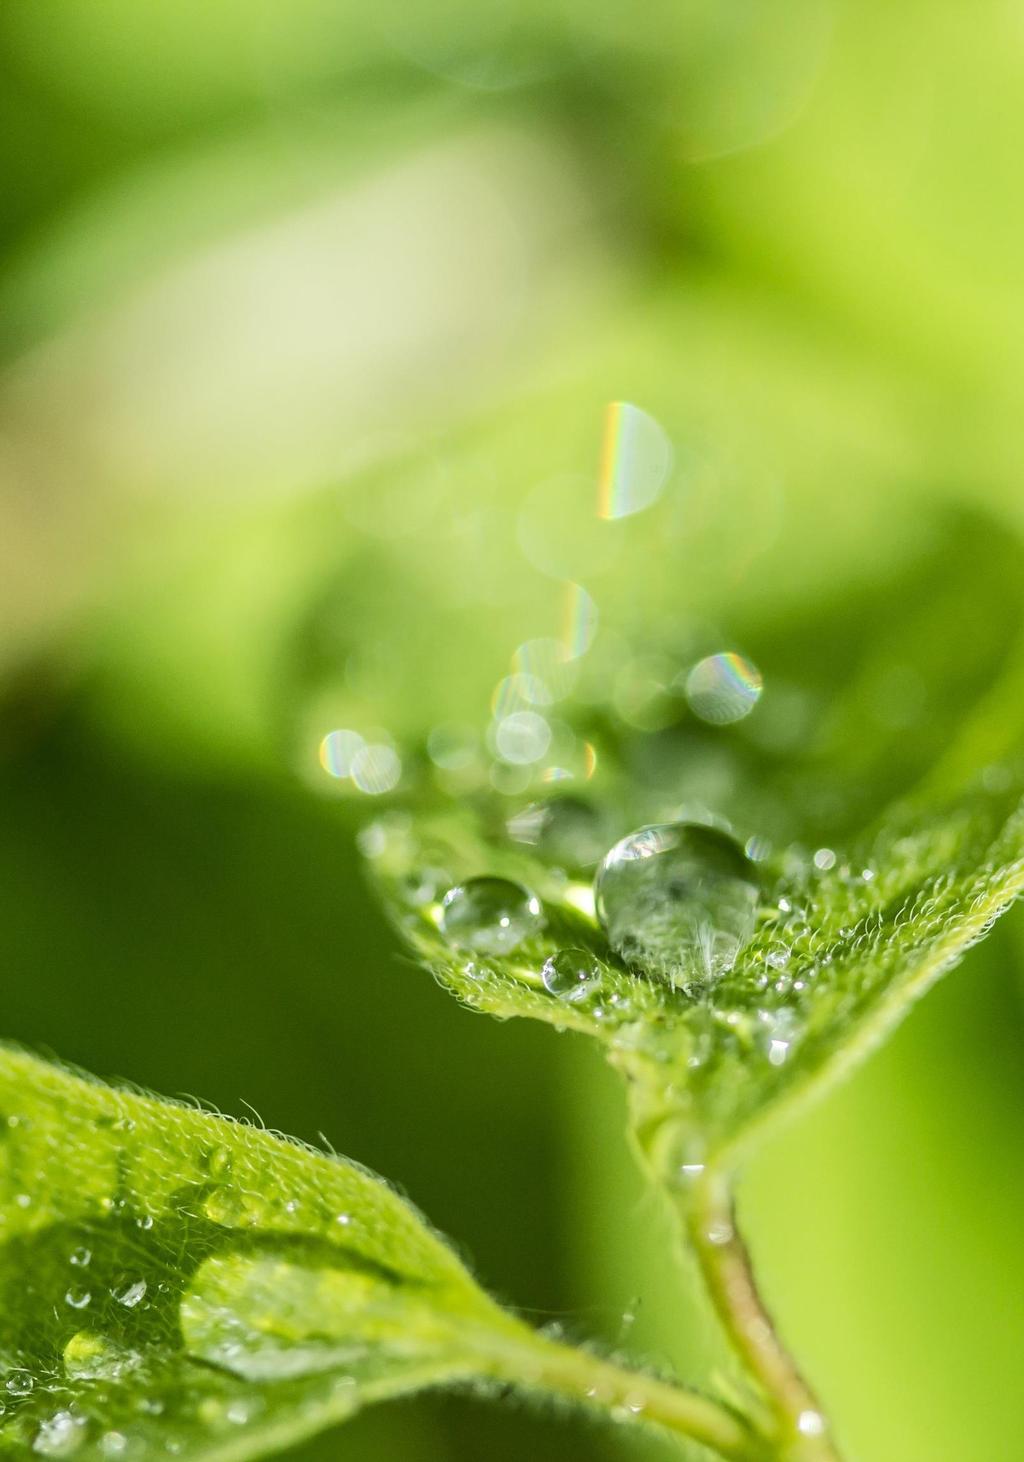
[507,1331,769,1460]
[684,1167,843,1462]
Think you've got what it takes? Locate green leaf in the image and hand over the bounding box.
[368,774,1024,1170]
[0,1044,538,1460]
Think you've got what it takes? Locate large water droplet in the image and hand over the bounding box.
[541,949,602,1003]
[440,878,542,955]
[594,823,759,985]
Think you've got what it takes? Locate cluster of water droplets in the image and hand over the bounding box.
[384,793,769,1009]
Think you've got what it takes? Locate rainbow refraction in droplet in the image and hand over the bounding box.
[597,401,673,519]
[561,581,598,660]
[684,652,763,725]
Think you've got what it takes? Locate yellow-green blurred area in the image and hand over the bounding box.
[3,3,1024,1459]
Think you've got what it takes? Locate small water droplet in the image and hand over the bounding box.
[594,823,759,985]
[202,1189,262,1229]
[706,1218,735,1246]
[33,1411,84,1457]
[507,795,610,872]
[797,1410,826,1437]
[5,1370,34,1396]
[100,1434,128,1457]
[813,848,837,871]
[114,1279,147,1309]
[204,1145,233,1179]
[65,1289,91,1310]
[398,866,450,907]
[69,1248,91,1268]
[541,949,602,1003]
[440,878,543,955]
[767,1039,790,1066]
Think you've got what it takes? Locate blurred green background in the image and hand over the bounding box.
[3,3,1024,1459]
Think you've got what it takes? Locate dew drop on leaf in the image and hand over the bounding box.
[113,1279,147,1309]
[5,1370,34,1396]
[541,949,602,1003]
[440,878,543,955]
[507,795,610,872]
[63,1332,141,1382]
[32,1410,85,1457]
[594,823,759,986]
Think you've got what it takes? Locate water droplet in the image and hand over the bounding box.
[202,1188,262,1229]
[541,949,602,1003]
[99,1434,128,1457]
[205,1146,233,1179]
[33,1411,85,1457]
[594,823,759,985]
[813,847,837,871]
[506,795,609,871]
[65,1289,91,1310]
[64,1332,141,1382]
[683,653,763,725]
[706,1217,735,1246]
[5,1370,34,1396]
[797,1410,826,1437]
[597,402,673,519]
[440,878,543,955]
[69,1248,91,1268]
[114,1279,147,1309]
